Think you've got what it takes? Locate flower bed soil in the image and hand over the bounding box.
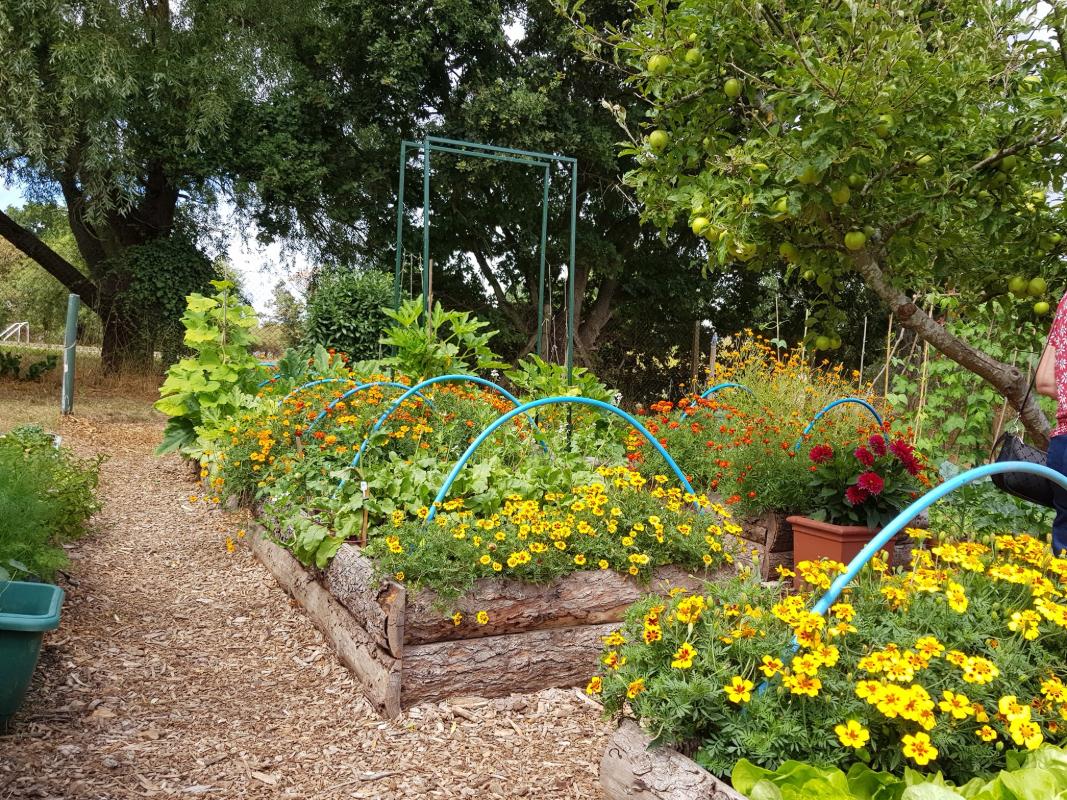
[600,719,743,800]
[247,523,731,718]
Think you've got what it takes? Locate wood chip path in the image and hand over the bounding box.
[0,419,611,799]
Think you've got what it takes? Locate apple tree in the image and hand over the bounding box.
[562,0,1067,443]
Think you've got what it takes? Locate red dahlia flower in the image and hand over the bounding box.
[845,485,869,506]
[868,434,887,456]
[809,444,834,464]
[857,471,885,496]
[853,446,875,467]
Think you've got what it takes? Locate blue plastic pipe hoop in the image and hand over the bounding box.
[279,377,358,405]
[304,381,434,433]
[424,396,697,523]
[810,461,1067,616]
[335,374,548,495]
[680,382,753,419]
[793,397,883,451]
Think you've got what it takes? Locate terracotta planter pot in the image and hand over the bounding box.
[787,515,897,573]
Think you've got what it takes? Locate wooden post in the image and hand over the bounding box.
[689,320,701,395]
[883,313,894,400]
[707,333,718,383]
[858,315,868,387]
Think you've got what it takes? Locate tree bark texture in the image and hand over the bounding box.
[400,622,618,707]
[324,544,406,658]
[600,719,743,800]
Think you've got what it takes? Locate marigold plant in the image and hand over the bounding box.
[593,532,1067,783]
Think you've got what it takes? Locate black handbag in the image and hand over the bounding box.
[990,344,1056,508]
[991,432,1055,508]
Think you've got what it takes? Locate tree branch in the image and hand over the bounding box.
[849,248,1049,446]
[0,208,99,310]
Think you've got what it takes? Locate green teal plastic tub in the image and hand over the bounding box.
[0,581,64,731]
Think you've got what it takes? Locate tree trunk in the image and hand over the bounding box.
[99,301,154,371]
[851,249,1050,447]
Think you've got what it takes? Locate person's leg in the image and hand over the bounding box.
[1047,435,1067,557]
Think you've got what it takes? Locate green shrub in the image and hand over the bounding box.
[0,426,102,581]
[380,296,506,379]
[305,268,394,360]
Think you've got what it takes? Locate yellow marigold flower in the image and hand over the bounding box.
[574,554,587,566]
[598,559,609,569]
[938,690,972,720]
[394,572,405,582]
[479,554,492,566]
[724,676,754,704]
[670,642,697,669]
[830,602,855,622]
[416,506,429,520]
[451,612,462,626]
[998,695,1031,722]
[603,631,626,647]
[642,625,662,644]
[835,720,870,749]
[901,732,938,765]
[627,678,646,699]
[585,676,603,695]
[945,581,968,613]
[760,656,783,677]
[225,537,235,554]
[476,611,489,625]
[976,725,997,742]
[783,672,821,697]
[961,656,999,685]
[492,562,503,572]
[915,636,944,659]
[628,565,640,576]
[602,651,626,670]
[792,654,821,677]
[1010,718,1044,750]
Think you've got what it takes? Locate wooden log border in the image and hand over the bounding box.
[246,524,729,717]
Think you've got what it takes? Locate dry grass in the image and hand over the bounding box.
[0,350,162,430]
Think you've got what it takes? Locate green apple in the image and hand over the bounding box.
[685,48,703,65]
[1028,276,1047,297]
[802,269,816,281]
[998,154,1018,172]
[647,54,670,75]
[815,335,831,350]
[829,336,842,349]
[779,242,799,262]
[874,114,893,139]
[847,173,864,188]
[830,185,851,205]
[691,216,710,236]
[724,78,743,100]
[1008,276,1028,296]
[1035,301,1051,315]
[649,129,669,152]
[797,165,821,185]
[844,230,867,251]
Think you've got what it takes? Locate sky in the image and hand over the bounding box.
[0,182,300,315]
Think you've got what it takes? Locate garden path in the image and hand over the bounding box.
[0,418,609,799]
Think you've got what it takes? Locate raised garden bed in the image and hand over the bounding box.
[600,719,742,800]
[247,524,729,717]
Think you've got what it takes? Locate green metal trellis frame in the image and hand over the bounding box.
[393,135,577,384]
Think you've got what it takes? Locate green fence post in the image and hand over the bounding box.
[61,294,79,415]
[422,135,431,314]
[536,165,551,359]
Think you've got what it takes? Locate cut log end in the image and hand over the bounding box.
[600,720,744,800]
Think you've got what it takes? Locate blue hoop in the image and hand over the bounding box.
[304,382,433,433]
[424,396,696,523]
[793,397,883,451]
[334,374,548,495]
[680,383,753,419]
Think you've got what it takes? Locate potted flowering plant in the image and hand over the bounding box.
[788,433,925,568]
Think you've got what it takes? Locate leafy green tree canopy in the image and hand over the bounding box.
[564,0,1067,439]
